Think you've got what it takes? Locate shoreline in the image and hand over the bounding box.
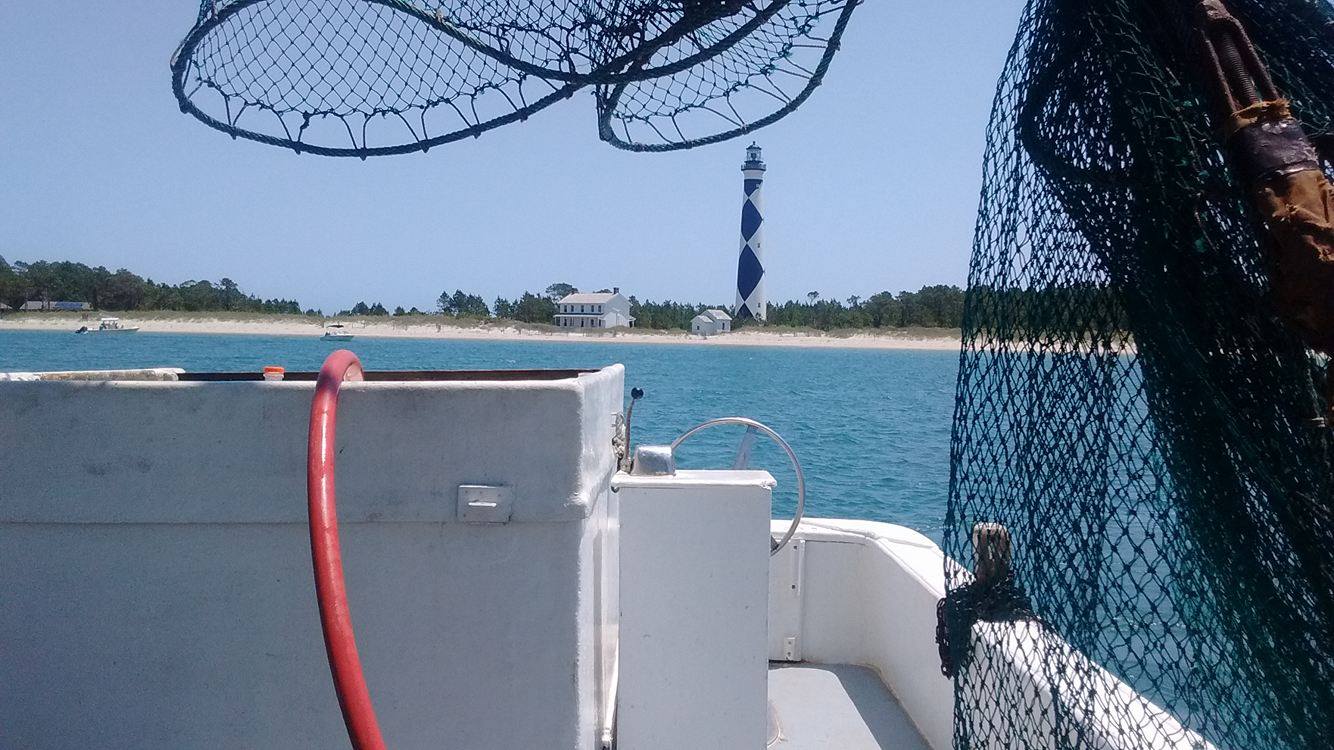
[0,314,961,351]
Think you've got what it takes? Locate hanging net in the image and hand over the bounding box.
[170,0,583,156]
[597,0,859,151]
[943,0,1334,748]
[430,0,797,83]
[170,0,856,156]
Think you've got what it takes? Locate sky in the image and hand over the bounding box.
[0,1,1025,314]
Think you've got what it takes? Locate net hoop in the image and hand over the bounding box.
[429,0,801,85]
[596,0,860,152]
[170,0,583,157]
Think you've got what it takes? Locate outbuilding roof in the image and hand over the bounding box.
[704,309,732,320]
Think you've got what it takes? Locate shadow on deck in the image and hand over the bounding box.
[768,664,931,749]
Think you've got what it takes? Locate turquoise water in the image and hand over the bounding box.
[0,330,960,539]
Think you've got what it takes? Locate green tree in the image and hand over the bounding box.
[544,282,577,301]
[864,292,898,327]
[512,291,556,323]
[219,278,240,310]
[438,289,490,317]
[97,269,147,310]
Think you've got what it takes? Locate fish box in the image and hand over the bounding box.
[0,366,623,749]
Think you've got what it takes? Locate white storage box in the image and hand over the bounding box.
[0,366,623,749]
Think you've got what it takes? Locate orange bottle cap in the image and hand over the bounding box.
[263,366,285,374]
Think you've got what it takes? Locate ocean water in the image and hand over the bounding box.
[0,330,960,540]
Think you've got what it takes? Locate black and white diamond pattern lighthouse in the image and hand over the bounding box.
[734,143,767,322]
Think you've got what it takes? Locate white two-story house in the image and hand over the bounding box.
[554,290,635,329]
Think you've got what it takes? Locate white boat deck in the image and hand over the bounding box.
[768,664,930,749]
[0,374,1220,749]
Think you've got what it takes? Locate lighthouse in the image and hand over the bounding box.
[734,142,767,322]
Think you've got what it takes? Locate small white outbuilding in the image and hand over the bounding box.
[691,309,733,337]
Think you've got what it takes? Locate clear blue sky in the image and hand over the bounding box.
[0,1,1024,314]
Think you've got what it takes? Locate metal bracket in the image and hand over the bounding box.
[457,484,514,524]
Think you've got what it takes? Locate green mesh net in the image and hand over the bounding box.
[943,0,1334,747]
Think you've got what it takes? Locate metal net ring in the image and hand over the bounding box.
[596,0,860,151]
[429,0,800,85]
[170,0,860,154]
[170,0,582,157]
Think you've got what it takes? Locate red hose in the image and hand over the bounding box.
[307,350,386,750]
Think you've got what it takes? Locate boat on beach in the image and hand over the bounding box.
[75,316,139,334]
[321,323,354,341]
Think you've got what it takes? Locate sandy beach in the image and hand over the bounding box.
[0,313,961,351]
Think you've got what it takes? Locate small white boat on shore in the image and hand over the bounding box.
[321,323,353,341]
[75,317,139,334]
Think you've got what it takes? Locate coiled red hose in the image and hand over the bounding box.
[307,350,386,750]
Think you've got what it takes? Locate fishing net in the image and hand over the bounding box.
[943,0,1334,748]
[597,0,859,151]
[170,0,581,156]
[170,0,856,156]
[433,0,796,83]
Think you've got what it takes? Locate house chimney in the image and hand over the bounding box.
[613,287,620,294]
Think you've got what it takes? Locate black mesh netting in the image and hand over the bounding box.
[597,0,858,151]
[430,0,796,83]
[944,0,1334,748]
[170,0,858,155]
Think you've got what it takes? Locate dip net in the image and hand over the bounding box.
[170,0,859,156]
[943,0,1334,748]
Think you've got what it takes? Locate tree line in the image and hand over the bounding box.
[0,257,309,315]
[1,257,969,330]
[352,282,967,331]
